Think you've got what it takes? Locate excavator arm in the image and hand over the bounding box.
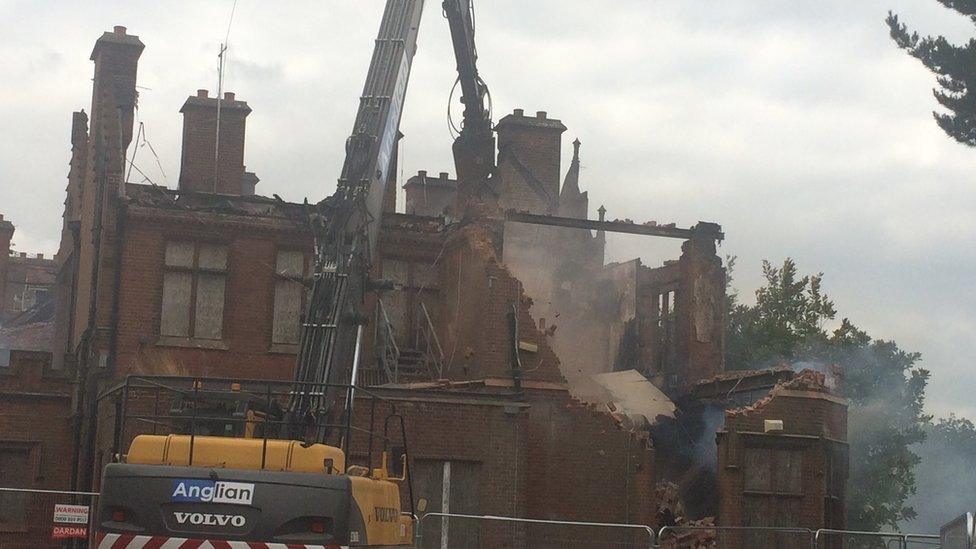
[444,0,495,210]
[288,0,425,446]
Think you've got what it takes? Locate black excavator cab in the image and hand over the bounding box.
[169,384,284,439]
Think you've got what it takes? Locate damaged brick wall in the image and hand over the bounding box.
[676,237,725,385]
[346,383,656,548]
[523,389,656,547]
[437,222,564,383]
[716,370,848,548]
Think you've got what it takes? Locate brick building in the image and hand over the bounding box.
[716,370,848,548]
[0,23,849,548]
[0,215,57,330]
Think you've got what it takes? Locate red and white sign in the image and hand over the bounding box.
[52,504,89,539]
[53,503,89,524]
[52,525,87,539]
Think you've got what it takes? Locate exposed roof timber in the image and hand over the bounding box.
[504,210,724,241]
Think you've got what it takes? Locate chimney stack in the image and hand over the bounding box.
[178,90,252,195]
[89,25,144,171]
[494,108,567,214]
[0,215,13,318]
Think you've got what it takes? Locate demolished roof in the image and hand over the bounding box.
[572,369,676,426]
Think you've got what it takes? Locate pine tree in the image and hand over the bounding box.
[887,3,976,145]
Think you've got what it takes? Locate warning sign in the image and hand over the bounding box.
[52,525,87,539]
[52,504,89,539]
[53,504,89,524]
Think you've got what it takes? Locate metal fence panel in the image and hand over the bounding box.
[813,529,941,549]
[418,512,656,549]
[0,487,98,549]
[657,525,815,549]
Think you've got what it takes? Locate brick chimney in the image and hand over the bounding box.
[0,215,14,320]
[178,89,252,195]
[89,25,144,178]
[494,108,567,214]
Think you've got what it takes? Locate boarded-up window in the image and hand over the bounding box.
[272,250,306,345]
[161,241,227,340]
[743,446,803,495]
[742,445,806,548]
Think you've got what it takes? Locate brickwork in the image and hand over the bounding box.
[1,253,56,325]
[495,109,566,214]
[0,215,14,322]
[675,236,726,385]
[111,200,310,380]
[7,22,850,549]
[0,351,74,548]
[403,171,456,217]
[523,389,655,547]
[71,25,143,360]
[178,89,252,195]
[716,370,848,548]
[438,222,564,383]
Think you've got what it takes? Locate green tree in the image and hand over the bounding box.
[727,258,930,530]
[886,3,976,146]
[726,258,835,369]
[904,415,976,532]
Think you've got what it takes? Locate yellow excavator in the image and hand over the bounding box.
[93,0,495,546]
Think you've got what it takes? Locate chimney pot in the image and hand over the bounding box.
[224,92,235,102]
[114,25,127,36]
[418,170,427,178]
[37,253,44,259]
[536,111,547,119]
[513,108,524,117]
[440,172,449,179]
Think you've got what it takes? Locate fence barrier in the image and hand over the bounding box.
[0,487,99,549]
[0,491,949,549]
[417,512,656,549]
[657,524,815,548]
[813,528,941,549]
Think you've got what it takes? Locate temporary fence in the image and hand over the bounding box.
[417,512,656,549]
[812,528,941,549]
[0,487,98,549]
[657,524,815,548]
[0,487,947,549]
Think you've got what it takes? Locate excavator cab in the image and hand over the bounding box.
[168,383,283,439]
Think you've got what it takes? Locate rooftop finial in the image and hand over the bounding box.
[572,138,581,161]
[597,205,606,221]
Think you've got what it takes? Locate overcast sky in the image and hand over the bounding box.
[1,0,973,418]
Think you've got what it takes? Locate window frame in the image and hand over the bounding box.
[269,248,309,351]
[159,240,229,343]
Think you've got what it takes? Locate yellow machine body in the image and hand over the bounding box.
[123,434,411,546]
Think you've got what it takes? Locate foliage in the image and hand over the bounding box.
[726,258,835,369]
[726,258,930,530]
[903,415,976,532]
[886,2,976,146]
